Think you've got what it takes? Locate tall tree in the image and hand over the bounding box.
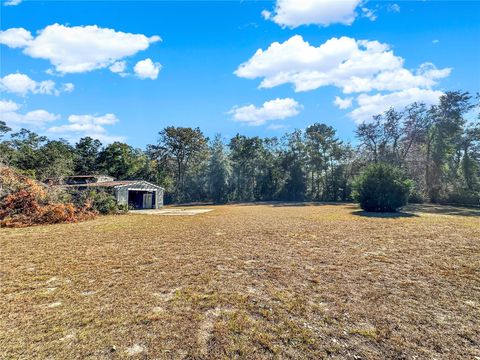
[305,123,342,200]
[280,130,307,201]
[0,121,12,165]
[459,123,480,191]
[256,137,283,201]
[425,91,473,202]
[0,121,11,140]
[207,134,230,203]
[356,116,383,163]
[97,142,147,180]
[153,127,207,202]
[38,139,75,180]
[74,137,103,174]
[381,108,403,164]
[9,129,47,177]
[229,135,263,201]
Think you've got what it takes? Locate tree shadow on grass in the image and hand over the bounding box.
[351,203,480,218]
[270,201,350,207]
[404,204,480,217]
[351,210,419,218]
[166,201,215,207]
[223,201,350,207]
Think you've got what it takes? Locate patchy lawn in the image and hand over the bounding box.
[1,204,479,359]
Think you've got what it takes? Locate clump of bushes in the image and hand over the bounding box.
[69,189,125,215]
[90,191,118,214]
[441,189,480,206]
[0,166,96,227]
[408,189,425,204]
[353,163,412,212]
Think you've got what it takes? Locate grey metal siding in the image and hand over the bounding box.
[155,189,164,208]
[113,181,164,210]
[116,188,129,207]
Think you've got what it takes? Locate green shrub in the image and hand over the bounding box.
[117,204,129,212]
[353,163,412,212]
[408,189,425,204]
[68,189,120,215]
[90,190,118,214]
[442,189,480,206]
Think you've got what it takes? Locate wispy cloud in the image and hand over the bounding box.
[229,98,302,126]
[3,0,22,6]
[0,99,60,128]
[1,73,74,96]
[47,113,125,143]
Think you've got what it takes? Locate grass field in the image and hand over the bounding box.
[1,203,479,359]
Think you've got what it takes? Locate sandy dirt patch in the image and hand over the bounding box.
[130,208,213,216]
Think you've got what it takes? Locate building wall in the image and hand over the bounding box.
[62,181,163,210]
[116,188,129,207]
[155,189,164,209]
[115,186,164,209]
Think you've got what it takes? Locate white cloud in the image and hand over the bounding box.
[361,7,377,21]
[109,61,128,76]
[236,35,451,124]
[133,58,162,80]
[0,28,32,48]
[4,0,21,5]
[261,10,272,20]
[0,100,123,142]
[0,99,20,113]
[1,74,36,95]
[36,80,56,95]
[0,24,161,74]
[62,83,75,93]
[334,96,353,110]
[0,73,74,96]
[432,39,440,44]
[229,98,302,126]
[348,88,444,123]
[0,99,60,127]
[266,124,287,130]
[47,113,124,143]
[68,113,119,125]
[389,4,400,12]
[235,35,451,94]
[263,0,362,28]
[4,0,22,6]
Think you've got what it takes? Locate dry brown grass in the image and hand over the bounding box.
[1,203,479,359]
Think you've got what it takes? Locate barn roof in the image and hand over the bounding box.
[66,174,106,178]
[63,180,164,190]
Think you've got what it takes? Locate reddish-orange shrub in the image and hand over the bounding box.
[0,166,97,227]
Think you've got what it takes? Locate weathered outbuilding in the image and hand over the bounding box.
[58,175,164,210]
[111,181,164,209]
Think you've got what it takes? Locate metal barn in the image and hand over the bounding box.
[113,181,164,210]
[59,176,164,210]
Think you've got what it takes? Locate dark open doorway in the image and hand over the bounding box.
[128,190,156,209]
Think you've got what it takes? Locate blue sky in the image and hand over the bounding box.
[1,0,479,148]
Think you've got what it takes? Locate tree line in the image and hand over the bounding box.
[1,91,479,205]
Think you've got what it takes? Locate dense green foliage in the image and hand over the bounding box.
[67,188,121,214]
[353,164,412,212]
[0,91,478,206]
